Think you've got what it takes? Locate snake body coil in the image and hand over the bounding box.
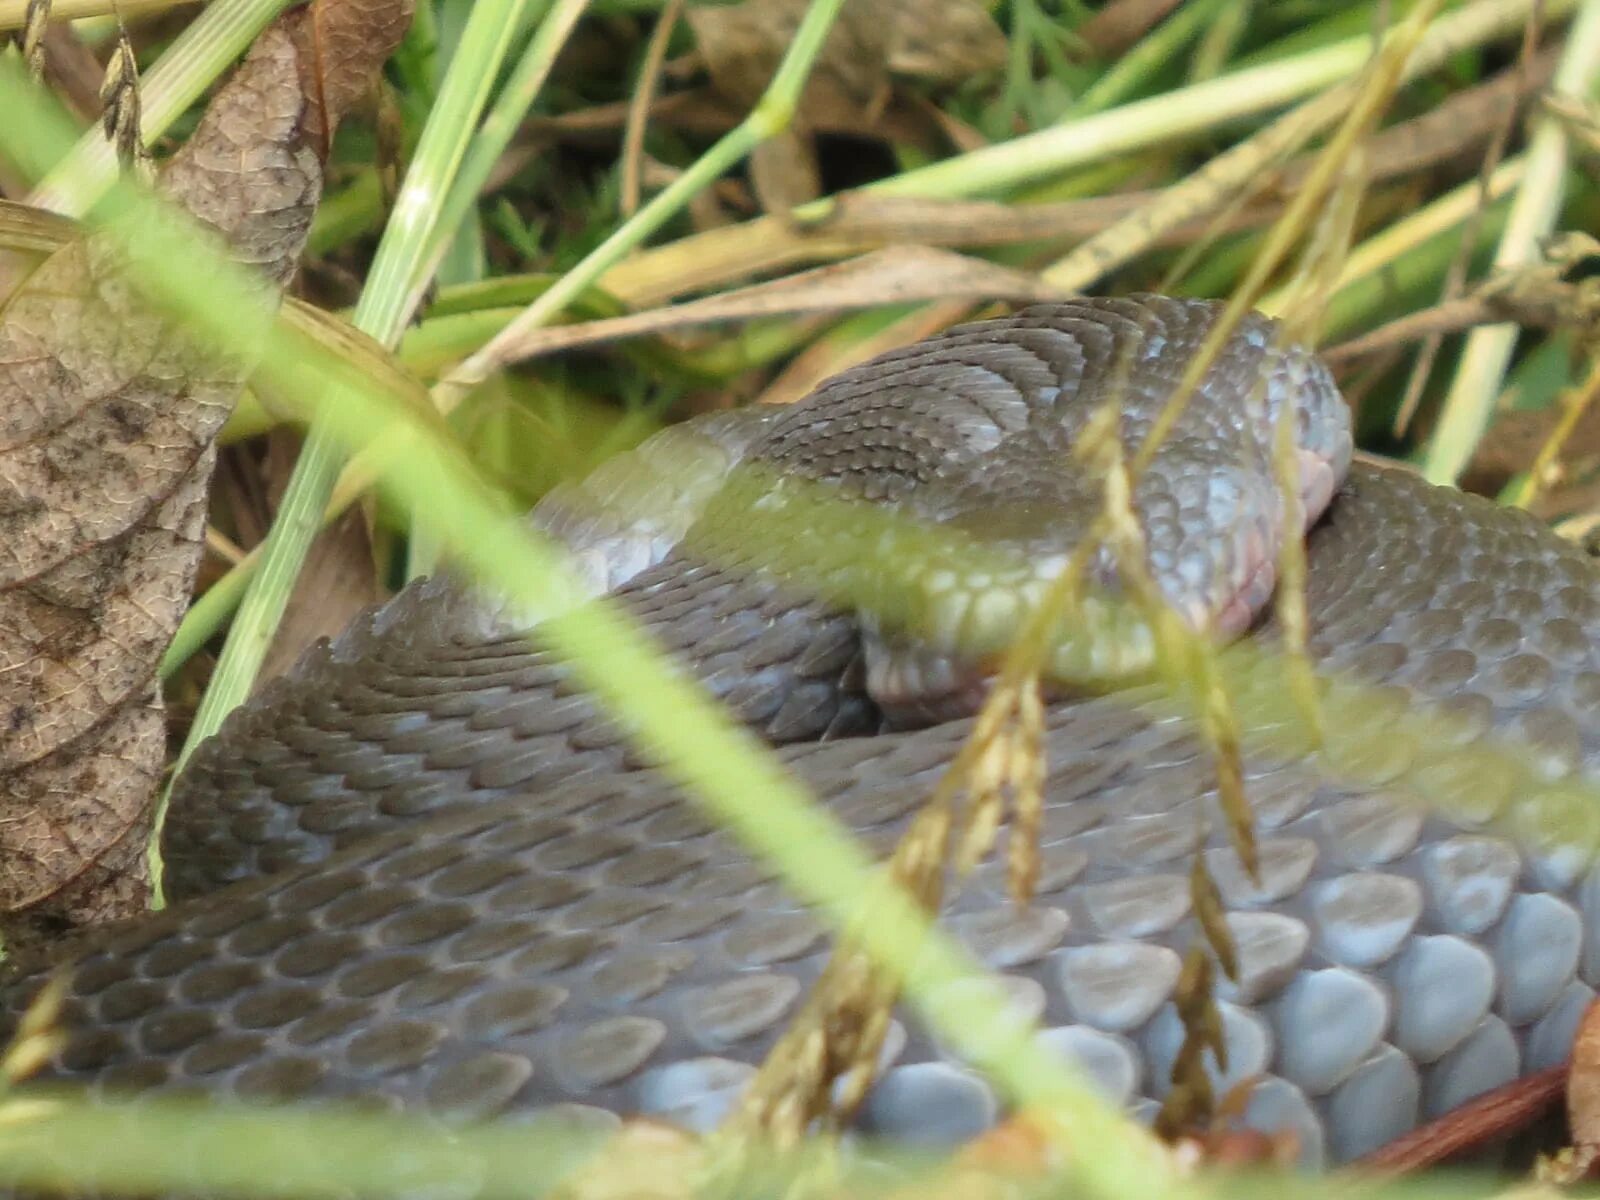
[6,298,1600,1171]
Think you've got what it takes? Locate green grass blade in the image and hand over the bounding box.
[432,0,851,404]
[27,0,293,213]
[0,64,1190,1191]
[848,0,1572,203]
[400,0,591,323]
[156,0,538,901]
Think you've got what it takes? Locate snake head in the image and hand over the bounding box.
[853,300,1353,726]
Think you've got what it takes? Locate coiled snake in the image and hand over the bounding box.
[7,296,1600,1170]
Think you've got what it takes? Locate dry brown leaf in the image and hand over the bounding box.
[686,0,1002,127]
[0,198,441,431]
[0,0,411,941]
[878,0,1008,83]
[285,0,419,160]
[749,127,822,211]
[488,246,1062,363]
[689,0,890,120]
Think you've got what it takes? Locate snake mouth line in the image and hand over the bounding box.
[1208,447,1344,640]
[869,447,1348,725]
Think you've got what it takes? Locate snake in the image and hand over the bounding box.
[5,295,1600,1173]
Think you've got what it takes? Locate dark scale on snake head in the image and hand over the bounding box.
[8,298,1600,1171]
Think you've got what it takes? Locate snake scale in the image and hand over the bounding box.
[6,296,1600,1172]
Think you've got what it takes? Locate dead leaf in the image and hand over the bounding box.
[686,0,1002,133]
[283,0,419,160]
[689,0,891,120]
[878,0,1008,83]
[749,127,822,211]
[0,0,410,943]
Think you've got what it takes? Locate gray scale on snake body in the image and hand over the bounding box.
[7,297,1600,1171]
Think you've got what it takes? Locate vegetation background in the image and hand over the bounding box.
[0,0,1596,1193]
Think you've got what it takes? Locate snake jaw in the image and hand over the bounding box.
[863,434,1351,725]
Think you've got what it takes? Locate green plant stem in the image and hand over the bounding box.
[356,14,527,340]
[27,0,292,213]
[160,543,258,677]
[1422,0,1600,484]
[1188,0,1251,82]
[1066,0,1230,118]
[156,0,536,902]
[405,0,593,581]
[0,0,188,27]
[305,169,385,256]
[399,0,591,324]
[432,0,851,406]
[850,0,1572,203]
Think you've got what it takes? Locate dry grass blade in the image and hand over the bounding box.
[0,975,67,1086]
[1390,11,1545,438]
[1043,0,1509,296]
[475,246,1064,364]
[1513,354,1600,511]
[593,44,1556,312]
[620,0,684,216]
[1544,1000,1600,1180]
[0,0,178,28]
[720,798,957,1153]
[1326,297,1533,364]
[1153,946,1225,1140]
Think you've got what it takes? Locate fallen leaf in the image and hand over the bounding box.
[878,0,1008,83]
[0,198,440,431]
[684,0,1002,186]
[0,0,411,943]
[688,0,892,120]
[284,0,419,160]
